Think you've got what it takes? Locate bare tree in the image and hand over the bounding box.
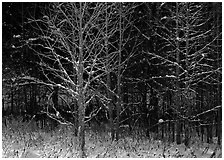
[140,2,221,144]
[106,3,141,141]
[27,2,116,157]
[26,2,139,156]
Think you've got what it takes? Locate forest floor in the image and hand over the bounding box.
[2,118,222,158]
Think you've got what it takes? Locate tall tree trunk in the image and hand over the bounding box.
[214,3,222,146]
[72,8,78,137]
[115,3,122,141]
[105,3,115,141]
[77,2,86,157]
[175,2,181,145]
[184,2,190,147]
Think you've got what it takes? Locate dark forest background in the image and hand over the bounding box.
[2,2,222,158]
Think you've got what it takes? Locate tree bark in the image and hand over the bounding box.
[115,3,123,141]
[217,107,221,145]
[184,2,190,147]
[10,85,14,115]
[77,2,86,157]
[175,2,181,145]
[105,3,115,141]
[52,86,59,109]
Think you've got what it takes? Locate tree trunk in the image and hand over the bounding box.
[23,86,28,111]
[214,3,222,146]
[115,3,123,141]
[77,2,86,157]
[10,85,14,115]
[184,120,190,147]
[73,100,79,136]
[71,7,79,137]
[52,86,59,128]
[52,86,59,109]
[77,96,85,158]
[175,2,181,145]
[217,107,221,145]
[172,121,175,142]
[30,84,37,115]
[107,72,115,141]
[105,3,115,141]
[184,3,190,147]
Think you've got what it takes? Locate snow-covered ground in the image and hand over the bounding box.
[2,119,222,158]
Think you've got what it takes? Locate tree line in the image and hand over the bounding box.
[2,2,222,157]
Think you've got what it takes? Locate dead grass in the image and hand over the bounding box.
[2,118,222,158]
